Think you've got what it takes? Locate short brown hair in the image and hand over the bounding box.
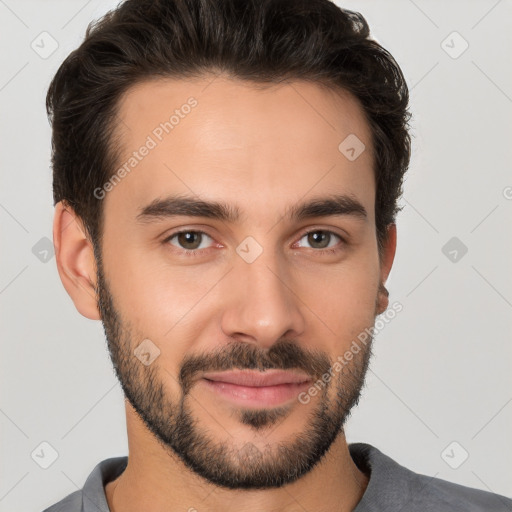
[46,0,411,258]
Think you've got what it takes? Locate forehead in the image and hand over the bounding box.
[107,76,375,225]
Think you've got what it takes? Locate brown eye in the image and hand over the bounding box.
[165,230,214,252]
[298,230,343,251]
[307,231,330,249]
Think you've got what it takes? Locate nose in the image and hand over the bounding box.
[220,248,306,350]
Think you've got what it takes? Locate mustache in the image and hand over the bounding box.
[179,340,332,395]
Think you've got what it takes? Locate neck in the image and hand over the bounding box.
[105,410,368,512]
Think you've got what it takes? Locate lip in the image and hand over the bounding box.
[200,370,313,408]
[201,369,312,387]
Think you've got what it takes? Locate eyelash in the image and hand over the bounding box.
[162,228,346,258]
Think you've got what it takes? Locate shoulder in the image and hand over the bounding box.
[409,470,512,511]
[40,456,128,512]
[349,442,512,512]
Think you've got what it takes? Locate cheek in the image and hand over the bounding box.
[104,246,227,371]
[295,252,380,346]
[102,235,185,318]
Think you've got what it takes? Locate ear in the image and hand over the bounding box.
[376,223,397,315]
[53,201,100,320]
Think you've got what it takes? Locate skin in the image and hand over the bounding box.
[53,76,396,512]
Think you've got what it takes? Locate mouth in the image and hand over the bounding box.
[200,370,312,408]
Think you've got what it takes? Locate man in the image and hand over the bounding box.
[43,0,511,511]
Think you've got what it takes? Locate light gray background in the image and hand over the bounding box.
[1,1,511,511]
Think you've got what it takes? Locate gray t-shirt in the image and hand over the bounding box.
[42,442,512,511]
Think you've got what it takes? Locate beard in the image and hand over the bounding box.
[95,255,375,490]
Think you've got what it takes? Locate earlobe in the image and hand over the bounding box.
[376,223,397,315]
[53,201,101,320]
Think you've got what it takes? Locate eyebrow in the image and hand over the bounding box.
[136,193,368,224]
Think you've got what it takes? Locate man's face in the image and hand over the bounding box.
[95,77,392,489]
